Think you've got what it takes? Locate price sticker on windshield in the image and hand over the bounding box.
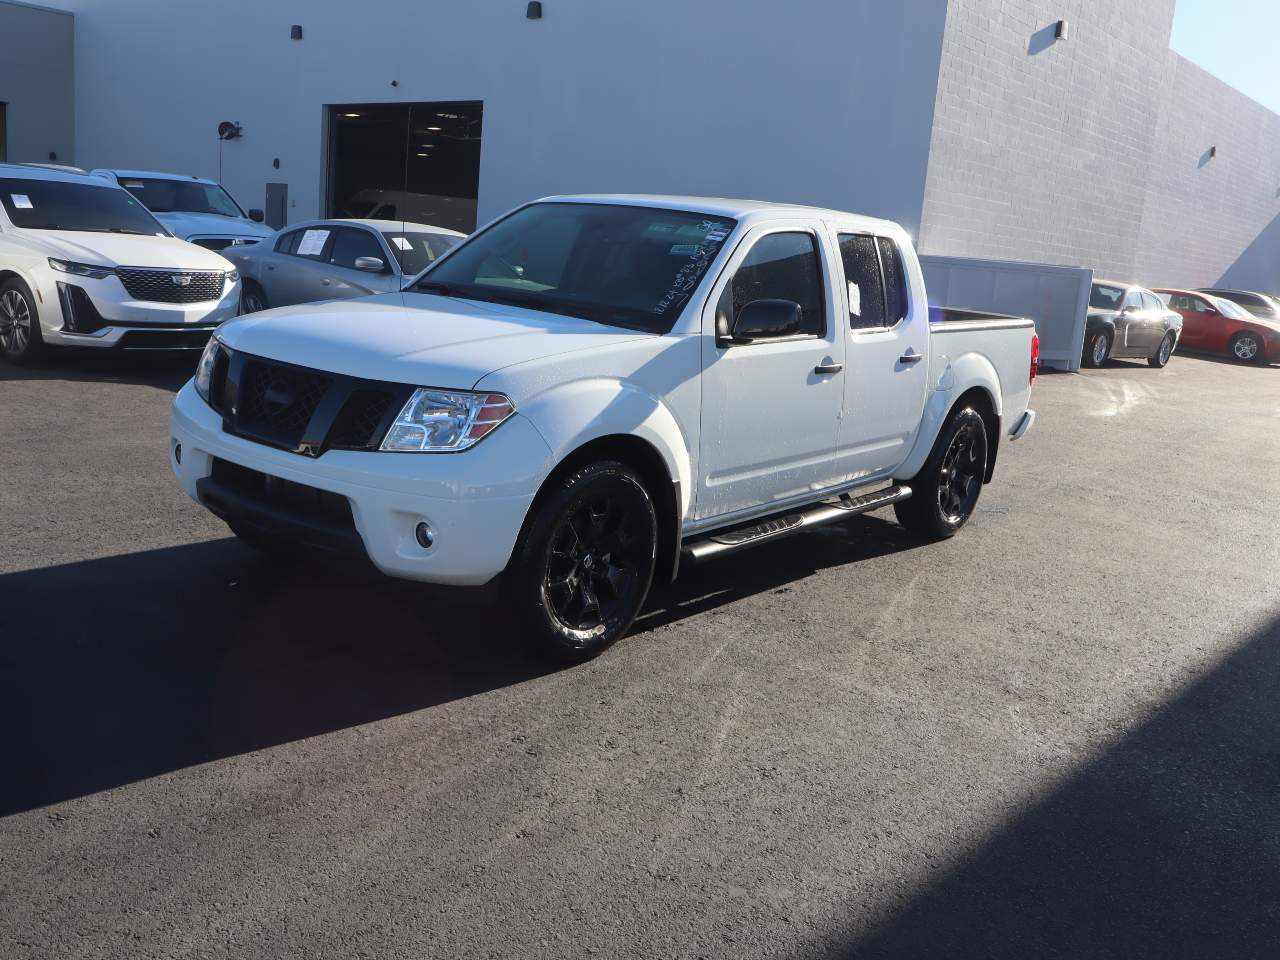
[11,194,33,209]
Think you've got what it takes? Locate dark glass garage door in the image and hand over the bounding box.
[327,101,482,234]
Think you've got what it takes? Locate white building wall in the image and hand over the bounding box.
[67,0,948,234]
[0,0,74,165]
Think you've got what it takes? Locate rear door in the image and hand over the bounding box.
[833,232,928,480]
[697,223,844,520]
[263,226,337,306]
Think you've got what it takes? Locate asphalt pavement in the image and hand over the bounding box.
[2,348,1278,958]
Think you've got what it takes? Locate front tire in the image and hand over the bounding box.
[510,461,657,663]
[240,282,268,315]
[0,278,44,365]
[1229,332,1263,364]
[894,407,989,539]
[1148,332,1175,368]
[1083,331,1110,368]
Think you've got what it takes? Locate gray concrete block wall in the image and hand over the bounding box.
[1133,54,1280,291]
[0,1,75,165]
[919,0,1177,279]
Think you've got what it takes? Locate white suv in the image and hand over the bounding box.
[0,165,242,363]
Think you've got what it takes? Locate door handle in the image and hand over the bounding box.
[814,362,843,375]
[321,278,331,286]
[899,349,924,364]
[265,264,275,271]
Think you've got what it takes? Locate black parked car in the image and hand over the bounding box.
[1197,288,1280,322]
[1082,280,1183,369]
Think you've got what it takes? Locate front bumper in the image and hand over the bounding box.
[37,271,240,350]
[170,381,554,585]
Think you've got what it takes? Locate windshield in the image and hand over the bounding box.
[1213,297,1253,320]
[415,202,737,332]
[1089,283,1126,310]
[383,231,463,276]
[118,177,245,218]
[0,177,168,235]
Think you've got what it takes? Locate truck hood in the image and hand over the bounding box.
[18,230,233,270]
[214,293,653,389]
[153,211,274,242]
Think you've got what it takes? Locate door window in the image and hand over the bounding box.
[1123,289,1143,310]
[280,227,333,260]
[329,227,386,270]
[877,237,909,325]
[729,232,825,336]
[1141,292,1163,311]
[837,235,886,329]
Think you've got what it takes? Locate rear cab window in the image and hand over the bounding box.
[836,233,909,330]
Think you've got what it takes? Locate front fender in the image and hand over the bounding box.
[1085,314,1117,339]
[510,378,693,518]
[894,350,1001,482]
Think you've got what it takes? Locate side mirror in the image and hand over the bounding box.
[1204,305,1219,314]
[247,208,265,223]
[1121,305,1137,315]
[730,299,803,343]
[354,256,386,273]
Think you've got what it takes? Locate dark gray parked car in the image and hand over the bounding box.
[1197,288,1280,322]
[227,218,465,313]
[1082,280,1183,369]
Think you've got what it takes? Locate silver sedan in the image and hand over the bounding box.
[226,218,465,313]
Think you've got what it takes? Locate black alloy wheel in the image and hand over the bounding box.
[894,406,989,538]
[512,461,657,662]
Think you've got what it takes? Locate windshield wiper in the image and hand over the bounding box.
[414,280,468,298]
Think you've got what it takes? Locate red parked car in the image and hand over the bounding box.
[1154,288,1280,364]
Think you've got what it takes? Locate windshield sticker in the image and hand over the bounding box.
[11,194,33,209]
[669,243,700,256]
[652,220,733,316]
[391,236,413,251]
[123,181,146,188]
[296,229,330,256]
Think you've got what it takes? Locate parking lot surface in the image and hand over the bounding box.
[2,351,1278,958]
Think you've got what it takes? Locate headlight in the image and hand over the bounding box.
[226,269,240,284]
[194,336,222,403]
[48,258,113,279]
[380,388,515,452]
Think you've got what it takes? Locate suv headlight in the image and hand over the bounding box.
[380,388,515,452]
[226,269,240,284]
[48,258,113,279]
[194,336,223,402]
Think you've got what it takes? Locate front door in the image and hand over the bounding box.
[833,233,929,481]
[323,226,398,300]
[697,225,843,521]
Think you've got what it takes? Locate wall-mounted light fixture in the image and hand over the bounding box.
[1209,145,1217,158]
[1055,20,1069,40]
[527,2,543,19]
[290,24,303,40]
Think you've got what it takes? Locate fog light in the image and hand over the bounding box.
[173,442,182,464]
[415,522,434,548]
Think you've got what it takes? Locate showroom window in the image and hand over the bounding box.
[327,100,482,244]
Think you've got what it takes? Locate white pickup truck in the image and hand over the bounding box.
[171,196,1037,660]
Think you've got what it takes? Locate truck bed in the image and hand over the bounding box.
[928,305,1031,328]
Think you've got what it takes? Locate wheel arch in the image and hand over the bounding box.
[895,354,1002,485]
[0,268,47,331]
[514,432,683,585]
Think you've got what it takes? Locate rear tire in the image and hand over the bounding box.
[0,277,44,365]
[1083,331,1110,368]
[510,461,657,663]
[1229,332,1263,364]
[1148,332,1175,368]
[894,406,989,539]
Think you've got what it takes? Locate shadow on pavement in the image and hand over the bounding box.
[808,613,1280,959]
[1,514,925,817]
[0,349,195,390]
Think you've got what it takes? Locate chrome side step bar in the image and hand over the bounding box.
[682,484,912,564]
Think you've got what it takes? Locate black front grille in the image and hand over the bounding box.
[235,359,332,447]
[117,267,226,304]
[210,348,412,456]
[328,388,399,449]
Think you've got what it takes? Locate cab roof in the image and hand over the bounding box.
[0,163,120,186]
[540,194,906,235]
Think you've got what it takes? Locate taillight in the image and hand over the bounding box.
[1029,333,1040,385]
